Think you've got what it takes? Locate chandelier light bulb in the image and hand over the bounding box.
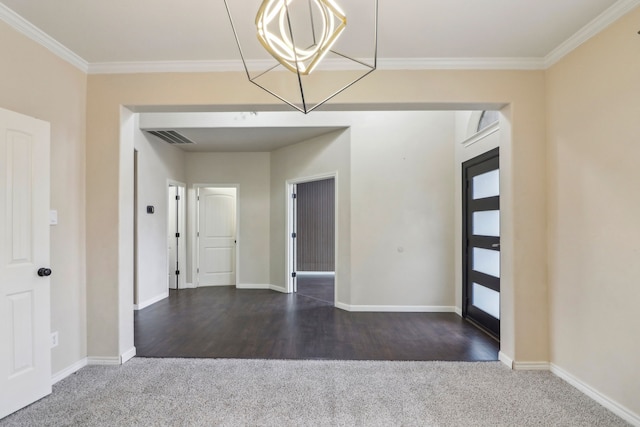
[256,0,347,75]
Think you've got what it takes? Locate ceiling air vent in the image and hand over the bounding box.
[146,130,195,145]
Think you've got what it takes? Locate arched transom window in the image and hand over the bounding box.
[477,110,499,133]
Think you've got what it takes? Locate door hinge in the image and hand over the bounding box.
[175,270,180,275]
[291,193,297,199]
[291,272,297,278]
[197,268,200,274]
[175,195,180,201]
[175,232,180,238]
[197,232,200,237]
[291,232,297,238]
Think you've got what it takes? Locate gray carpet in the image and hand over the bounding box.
[1,358,627,426]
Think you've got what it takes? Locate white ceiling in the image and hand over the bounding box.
[147,127,345,152]
[139,112,354,152]
[0,0,628,66]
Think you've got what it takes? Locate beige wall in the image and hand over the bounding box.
[546,6,640,416]
[270,110,456,308]
[0,21,87,375]
[185,152,271,286]
[133,124,186,306]
[270,129,351,299]
[349,111,456,307]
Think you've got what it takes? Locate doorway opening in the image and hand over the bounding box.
[167,182,186,290]
[288,176,336,305]
[462,148,500,339]
[125,106,513,367]
[196,186,238,287]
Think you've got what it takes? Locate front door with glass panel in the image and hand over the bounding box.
[463,148,500,339]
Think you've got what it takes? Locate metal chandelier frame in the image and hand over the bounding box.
[223,0,378,114]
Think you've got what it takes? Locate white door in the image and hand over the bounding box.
[0,108,51,419]
[168,186,178,289]
[167,184,186,290]
[198,188,236,286]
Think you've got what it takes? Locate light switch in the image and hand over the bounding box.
[49,210,58,225]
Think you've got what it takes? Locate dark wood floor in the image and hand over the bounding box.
[135,287,499,361]
[296,272,334,304]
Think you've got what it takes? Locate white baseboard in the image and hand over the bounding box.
[498,351,513,369]
[52,358,88,384]
[454,307,462,317]
[134,291,168,310]
[335,304,456,313]
[335,301,350,311]
[551,364,640,426]
[236,284,288,293]
[236,283,270,289]
[296,271,335,276]
[513,361,550,371]
[87,347,136,366]
[198,283,235,287]
[121,347,136,364]
[87,356,121,366]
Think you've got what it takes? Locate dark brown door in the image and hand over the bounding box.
[463,148,500,339]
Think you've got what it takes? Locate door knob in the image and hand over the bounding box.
[37,268,52,277]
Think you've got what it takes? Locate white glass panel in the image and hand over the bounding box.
[473,283,500,319]
[473,169,499,200]
[473,210,500,237]
[473,247,500,278]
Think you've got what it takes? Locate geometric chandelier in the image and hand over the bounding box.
[223,0,378,113]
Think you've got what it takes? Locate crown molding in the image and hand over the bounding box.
[0,3,88,72]
[544,0,640,68]
[378,57,545,70]
[87,60,243,74]
[2,0,638,75]
[88,57,546,74]
[88,58,367,74]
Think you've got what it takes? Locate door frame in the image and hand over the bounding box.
[286,172,338,304]
[192,183,240,287]
[167,180,186,290]
[462,147,500,339]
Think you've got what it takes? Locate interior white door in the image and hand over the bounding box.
[198,188,236,286]
[0,108,51,419]
[168,186,178,289]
